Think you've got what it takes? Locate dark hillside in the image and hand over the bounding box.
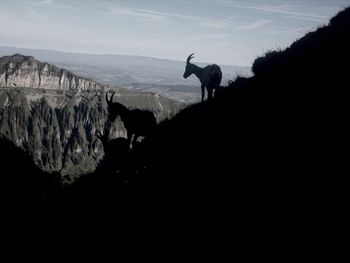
[111,7,349,205]
[0,137,61,217]
[144,8,348,187]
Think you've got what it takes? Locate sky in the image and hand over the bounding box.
[0,0,349,66]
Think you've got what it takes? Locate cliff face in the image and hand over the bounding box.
[0,54,104,90]
[0,54,184,182]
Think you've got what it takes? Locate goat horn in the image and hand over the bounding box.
[106,92,110,104]
[187,53,195,63]
[110,92,116,103]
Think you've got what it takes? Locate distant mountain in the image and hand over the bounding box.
[0,54,104,90]
[0,55,184,181]
[0,46,252,102]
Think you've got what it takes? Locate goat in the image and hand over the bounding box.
[95,129,130,174]
[106,92,157,147]
[183,53,222,101]
[95,129,130,156]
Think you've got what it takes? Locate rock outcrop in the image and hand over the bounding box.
[0,54,104,90]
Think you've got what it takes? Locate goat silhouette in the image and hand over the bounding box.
[95,129,130,156]
[95,128,130,175]
[106,92,157,147]
[183,53,222,101]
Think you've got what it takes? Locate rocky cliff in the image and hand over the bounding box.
[0,54,104,90]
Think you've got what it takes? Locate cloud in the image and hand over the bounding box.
[30,0,55,6]
[41,0,54,4]
[97,1,268,31]
[220,2,329,22]
[101,5,197,23]
[199,15,238,29]
[97,1,230,28]
[265,27,310,35]
[0,13,90,41]
[134,8,197,21]
[236,19,272,30]
[149,33,236,43]
[283,15,326,23]
[24,0,55,21]
[27,6,48,21]
[102,7,167,22]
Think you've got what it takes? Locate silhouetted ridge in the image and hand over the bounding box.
[252,7,350,81]
[330,6,350,27]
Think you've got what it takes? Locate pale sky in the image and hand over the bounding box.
[0,0,349,66]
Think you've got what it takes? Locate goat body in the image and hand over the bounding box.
[95,129,130,156]
[202,64,222,96]
[106,92,157,146]
[183,53,222,101]
[123,109,157,140]
[95,129,130,173]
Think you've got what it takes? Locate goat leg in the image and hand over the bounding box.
[201,84,205,102]
[207,87,213,100]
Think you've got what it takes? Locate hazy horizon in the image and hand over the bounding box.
[0,44,252,67]
[0,0,349,66]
